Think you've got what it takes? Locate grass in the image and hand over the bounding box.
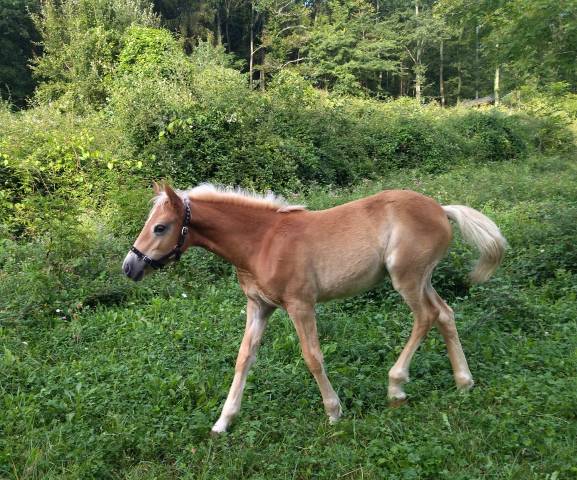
[1,155,577,479]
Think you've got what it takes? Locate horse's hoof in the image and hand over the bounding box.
[456,375,475,392]
[210,421,228,436]
[325,399,342,424]
[210,428,226,437]
[329,414,341,424]
[388,392,408,408]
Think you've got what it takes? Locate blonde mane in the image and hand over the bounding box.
[153,183,306,213]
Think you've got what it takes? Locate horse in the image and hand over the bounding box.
[122,182,507,434]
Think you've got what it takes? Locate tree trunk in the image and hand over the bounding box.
[415,47,423,102]
[414,1,422,103]
[494,65,500,106]
[260,51,266,91]
[249,3,254,89]
[475,24,480,99]
[439,39,445,107]
[456,27,463,104]
[457,62,462,104]
[225,1,230,47]
[494,43,500,106]
[216,6,222,46]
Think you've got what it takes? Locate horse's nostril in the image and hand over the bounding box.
[123,262,131,275]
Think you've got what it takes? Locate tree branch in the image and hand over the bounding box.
[278,57,310,69]
[404,47,417,64]
[274,25,308,38]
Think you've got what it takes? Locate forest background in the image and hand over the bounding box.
[2,0,577,107]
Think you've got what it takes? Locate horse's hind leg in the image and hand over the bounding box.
[430,290,474,391]
[386,255,474,403]
[386,266,438,405]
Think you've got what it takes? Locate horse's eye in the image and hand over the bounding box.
[153,224,167,234]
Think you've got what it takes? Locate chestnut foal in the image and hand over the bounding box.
[123,182,506,433]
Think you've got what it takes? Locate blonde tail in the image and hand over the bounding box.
[443,205,507,283]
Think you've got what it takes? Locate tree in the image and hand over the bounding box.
[293,0,400,96]
[490,0,577,89]
[0,0,39,107]
[392,1,446,102]
[32,0,158,108]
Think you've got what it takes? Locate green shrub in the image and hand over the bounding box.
[502,202,577,286]
[102,43,576,192]
[504,83,576,152]
[107,56,565,193]
[32,0,158,109]
[116,26,184,78]
[449,108,530,163]
[349,98,459,173]
[0,224,131,324]
[0,106,139,237]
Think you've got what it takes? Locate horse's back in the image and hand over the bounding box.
[304,189,451,246]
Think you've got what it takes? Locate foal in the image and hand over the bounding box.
[123,182,506,433]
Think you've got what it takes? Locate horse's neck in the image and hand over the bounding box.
[189,200,275,270]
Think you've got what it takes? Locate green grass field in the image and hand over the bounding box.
[1,155,576,479]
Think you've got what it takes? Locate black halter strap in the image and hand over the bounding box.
[130,199,191,270]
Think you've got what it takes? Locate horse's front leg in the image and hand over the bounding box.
[211,298,275,434]
[286,302,342,423]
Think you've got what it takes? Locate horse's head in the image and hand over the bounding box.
[122,182,191,281]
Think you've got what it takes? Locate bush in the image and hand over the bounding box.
[99,37,576,193]
[0,222,127,324]
[501,202,577,286]
[32,0,158,109]
[349,98,460,173]
[110,67,556,192]
[504,83,576,152]
[0,106,139,237]
[449,108,530,163]
[116,26,184,78]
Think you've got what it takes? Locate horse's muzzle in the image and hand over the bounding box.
[122,251,145,282]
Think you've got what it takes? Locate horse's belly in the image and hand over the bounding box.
[315,253,385,302]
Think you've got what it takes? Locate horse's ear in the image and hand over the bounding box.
[164,183,182,209]
[152,180,161,195]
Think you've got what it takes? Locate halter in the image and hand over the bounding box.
[130,199,191,270]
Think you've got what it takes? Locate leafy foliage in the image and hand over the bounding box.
[117,25,183,77]
[3,0,577,108]
[105,35,560,191]
[31,0,158,109]
[0,106,137,237]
